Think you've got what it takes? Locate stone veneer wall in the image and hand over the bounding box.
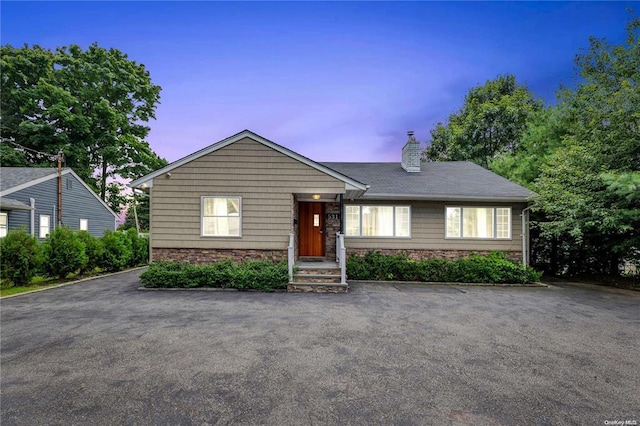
[346,248,521,263]
[153,248,287,264]
[324,202,341,260]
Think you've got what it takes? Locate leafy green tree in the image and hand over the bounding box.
[423,74,543,168]
[121,193,150,231]
[489,106,569,188]
[0,43,167,212]
[533,16,640,274]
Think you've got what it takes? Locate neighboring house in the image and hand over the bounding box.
[0,167,118,239]
[129,130,536,283]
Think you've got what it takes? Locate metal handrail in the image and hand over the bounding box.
[287,233,294,282]
[336,232,346,284]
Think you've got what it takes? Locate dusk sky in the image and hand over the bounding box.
[1,2,633,164]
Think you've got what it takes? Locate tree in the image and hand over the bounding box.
[533,16,640,274]
[423,74,543,168]
[121,193,150,231]
[489,105,569,188]
[0,43,167,212]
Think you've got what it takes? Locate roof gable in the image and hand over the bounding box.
[1,167,117,218]
[129,130,367,190]
[0,167,59,193]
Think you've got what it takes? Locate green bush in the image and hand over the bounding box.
[140,260,289,291]
[77,231,103,273]
[43,227,87,279]
[347,251,542,284]
[0,228,41,286]
[125,228,149,266]
[99,230,133,272]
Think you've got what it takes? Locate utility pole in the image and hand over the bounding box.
[57,151,64,226]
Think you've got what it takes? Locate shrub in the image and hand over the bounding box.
[140,260,289,291]
[0,228,41,285]
[43,227,87,279]
[125,228,149,267]
[347,251,542,284]
[99,230,133,272]
[77,231,103,273]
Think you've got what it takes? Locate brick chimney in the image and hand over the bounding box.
[401,131,421,173]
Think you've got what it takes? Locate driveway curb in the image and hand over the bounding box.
[348,280,548,287]
[0,266,148,299]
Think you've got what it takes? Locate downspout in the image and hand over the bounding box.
[521,205,533,267]
[30,198,35,236]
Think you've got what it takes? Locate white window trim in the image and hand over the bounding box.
[0,212,7,238]
[345,205,411,238]
[80,218,88,231]
[200,196,242,238]
[445,206,512,240]
[39,214,51,239]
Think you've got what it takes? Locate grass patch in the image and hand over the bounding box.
[0,268,109,297]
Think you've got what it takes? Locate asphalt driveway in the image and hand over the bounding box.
[1,271,638,425]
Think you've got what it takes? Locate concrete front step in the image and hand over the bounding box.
[287,282,349,293]
[295,268,341,275]
[293,273,341,283]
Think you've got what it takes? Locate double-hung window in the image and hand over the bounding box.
[80,219,88,231]
[0,212,7,238]
[39,215,50,238]
[446,207,511,239]
[201,196,241,237]
[345,205,410,237]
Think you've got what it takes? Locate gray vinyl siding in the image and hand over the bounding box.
[5,174,116,239]
[150,137,345,250]
[344,200,525,252]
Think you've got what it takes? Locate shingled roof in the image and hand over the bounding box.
[0,167,60,193]
[321,161,536,202]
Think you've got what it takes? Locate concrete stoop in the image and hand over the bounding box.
[287,261,348,293]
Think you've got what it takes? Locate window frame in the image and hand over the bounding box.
[200,196,242,238]
[445,206,512,240]
[345,205,411,238]
[80,218,88,231]
[39,214,51,239]
[0,212,7,238]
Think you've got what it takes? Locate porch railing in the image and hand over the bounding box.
[336,232,346,284]
[288,233,294,283]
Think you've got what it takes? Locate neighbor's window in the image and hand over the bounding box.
[446,207,511,239]
[80,219,88,231]
[0,212,7,238]
[202,196,241,237]
[39,215,50,238]
[345,205,410,237]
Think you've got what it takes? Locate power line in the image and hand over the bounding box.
[2,141,59,161]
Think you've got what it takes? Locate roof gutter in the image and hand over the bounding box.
[360,193,537,202]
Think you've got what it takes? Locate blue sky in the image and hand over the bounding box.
[1,1,633,163]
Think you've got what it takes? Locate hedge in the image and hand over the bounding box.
[346,251,541,284]
[140,260,289,291]
[0,227,148,287]
[43,227,88,279]
[0,228,41,285]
